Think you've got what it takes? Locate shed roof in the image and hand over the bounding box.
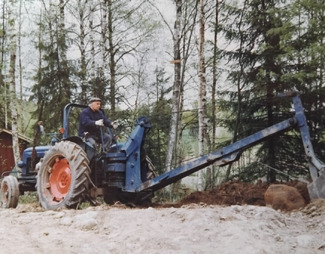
[0,129,32,143]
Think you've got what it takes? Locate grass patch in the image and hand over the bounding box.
[19,192,38,204]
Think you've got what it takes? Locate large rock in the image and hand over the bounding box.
[264,184,306,211]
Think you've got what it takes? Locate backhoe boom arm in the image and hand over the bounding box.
[136,92,325,199]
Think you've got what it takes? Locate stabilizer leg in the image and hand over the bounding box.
[308,173,325,199]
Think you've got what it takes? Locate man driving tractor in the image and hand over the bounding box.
[78,97,113,150]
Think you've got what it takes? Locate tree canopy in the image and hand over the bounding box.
[1,0,325,191]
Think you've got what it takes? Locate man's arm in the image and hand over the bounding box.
[100,110,112,127]
[80,108,96,127]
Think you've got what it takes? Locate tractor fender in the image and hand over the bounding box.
[64,136,97,162]
[64,136,84,147]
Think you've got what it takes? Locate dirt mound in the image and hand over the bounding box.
[301,199,325,216]
[264,184,306,211]
[174,180,310,207]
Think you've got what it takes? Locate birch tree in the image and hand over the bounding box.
[176,0,198,167]
[197,0,208,191]
[88,0,96,91]
[69,0,99,103]
[17,0,25,134]
[76,0,88,103]
[99,0,108,97]
[165,0,182,174]
[8,0,21,166]
[206,0,222,188]
[58,0,71,101]
[92,0,157,117]
[149,0,198,183]
[0,1,8,129]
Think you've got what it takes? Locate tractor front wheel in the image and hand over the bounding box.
[36,141,91,210]
[0,175,19,208]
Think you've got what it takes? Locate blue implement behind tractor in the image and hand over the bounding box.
[0,91,324,209]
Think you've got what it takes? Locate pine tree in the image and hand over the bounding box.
[220,0,308,182]
[30,1,73,133]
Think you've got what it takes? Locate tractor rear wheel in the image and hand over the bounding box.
[36,141,91,210]
[0,175,19,208]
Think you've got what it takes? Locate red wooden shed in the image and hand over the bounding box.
[0,129,31,177]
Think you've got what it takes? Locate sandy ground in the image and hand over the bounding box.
[0,199,324,254]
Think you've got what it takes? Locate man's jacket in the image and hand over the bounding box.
[78,107,111,138]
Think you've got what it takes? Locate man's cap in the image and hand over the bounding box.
[89,97,101,103]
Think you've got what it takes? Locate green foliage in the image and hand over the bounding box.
[19,191,38,204]
[2,0,325,191]
[137,98,172,175]
[218,0,325,183]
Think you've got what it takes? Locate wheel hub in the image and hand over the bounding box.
[2,184,8,202]
[49,158,71,201]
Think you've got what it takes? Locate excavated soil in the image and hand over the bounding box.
[171,180,310,208]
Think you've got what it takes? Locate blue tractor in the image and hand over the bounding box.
[1,91,325,209]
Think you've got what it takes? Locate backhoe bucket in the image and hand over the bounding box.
[308,173,325,199]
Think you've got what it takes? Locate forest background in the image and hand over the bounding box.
[1,0,325,196]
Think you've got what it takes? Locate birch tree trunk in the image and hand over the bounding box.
[197,0,208,191]
[36,10,44,128]
[99,0,117,116]
[17,0,22,101]
[77,0,88,103]
[100,0,108,82]
[1,1,8,129]
[170,1,199,196]
[165,0,182,175]
[17,0,24,134]
[209,0,220,188]
[8,0,21,167]
[88,0,96,87]
[97,0,110,109]
[176,1,198,166]
[59,0,67,65]
[211,0,219,152]
[59,0,71,100]
[107,0,116,116]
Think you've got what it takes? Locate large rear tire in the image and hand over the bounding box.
[0,175,19,208]
[36,141,91,210]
